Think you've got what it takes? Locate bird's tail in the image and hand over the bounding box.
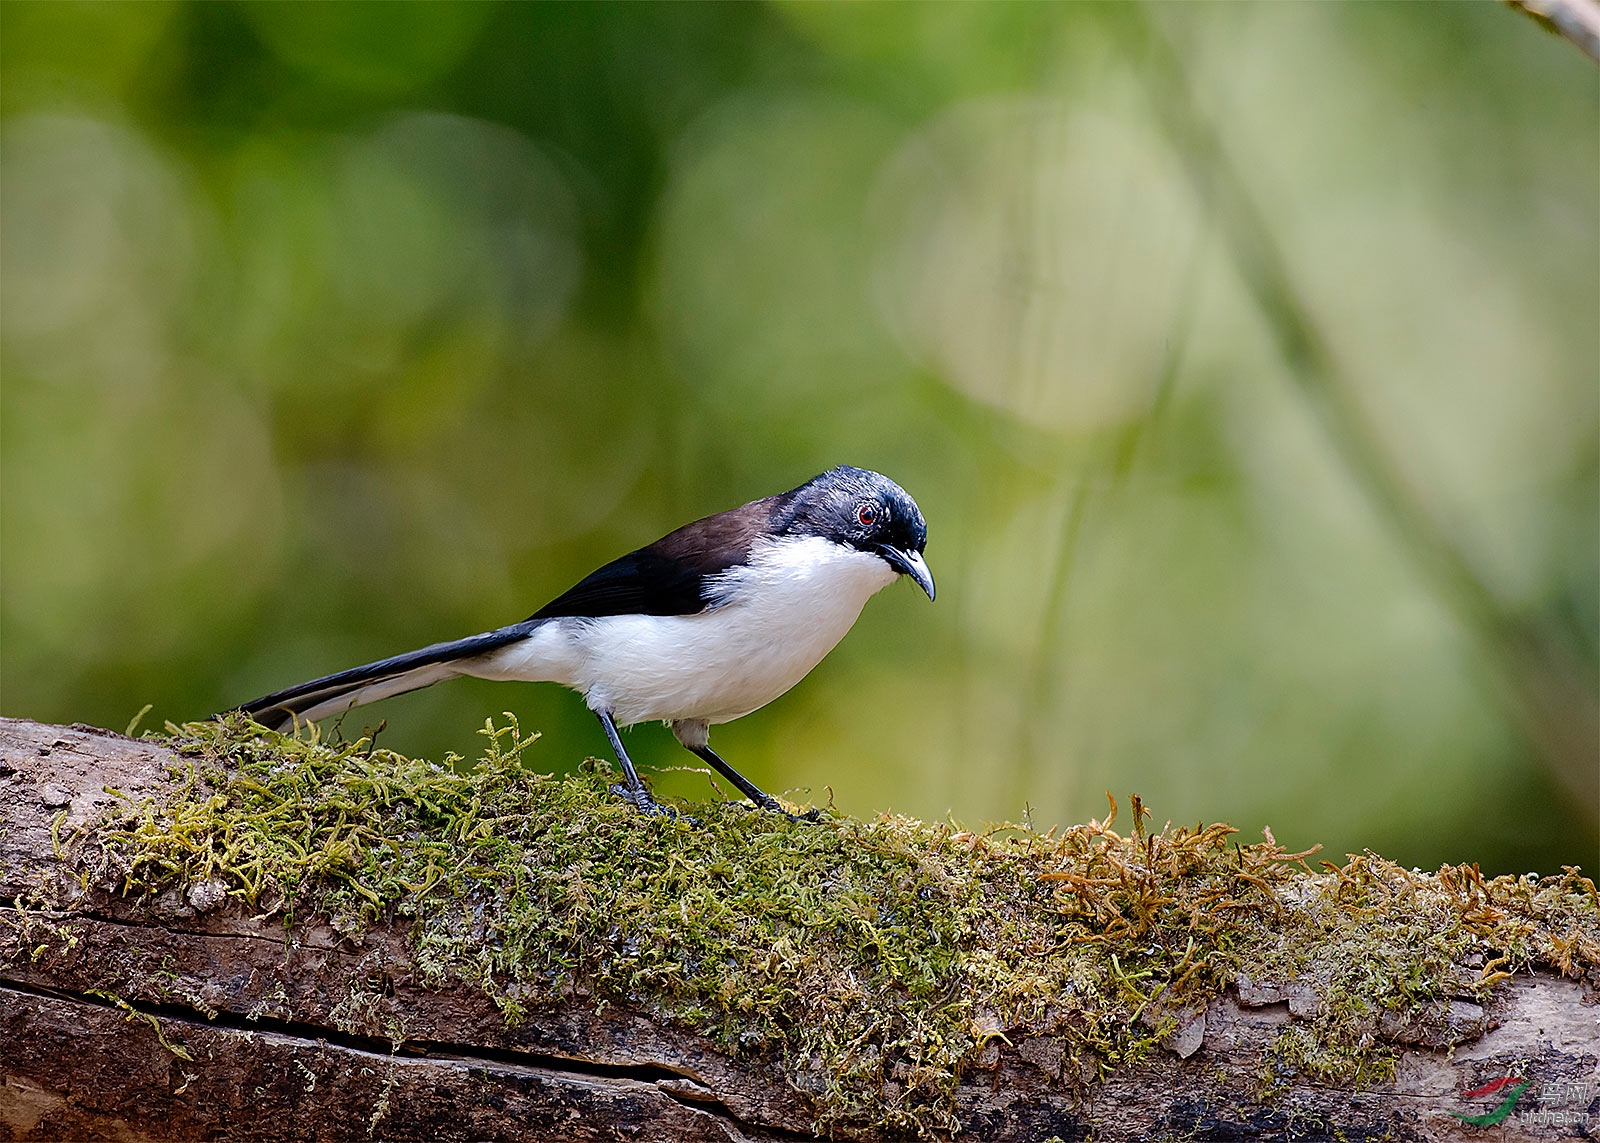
[232,621,541,732]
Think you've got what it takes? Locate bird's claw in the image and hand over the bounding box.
[735,796,821,824]
[610,783,697,825]
[608,782,810,826]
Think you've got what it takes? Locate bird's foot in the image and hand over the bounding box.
[736,795,821,824]
[610,783,697,824]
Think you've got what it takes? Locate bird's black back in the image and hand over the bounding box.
[527,465,926,621]
[527,494,782,620]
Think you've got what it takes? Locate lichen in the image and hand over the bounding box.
[58,714,1600,1137]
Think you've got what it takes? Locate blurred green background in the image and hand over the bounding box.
[3,2,1595,874]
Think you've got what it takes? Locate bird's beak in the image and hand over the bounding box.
[878,546,936,601]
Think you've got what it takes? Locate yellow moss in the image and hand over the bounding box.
[54,716,1600,1136]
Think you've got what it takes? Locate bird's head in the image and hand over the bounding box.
[778,466,935,600]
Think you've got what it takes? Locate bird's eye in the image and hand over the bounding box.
[857,504,877,527]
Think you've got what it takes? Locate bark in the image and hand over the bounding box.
[1,718,1596,1142]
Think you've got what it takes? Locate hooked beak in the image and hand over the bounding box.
[877,546,936,601]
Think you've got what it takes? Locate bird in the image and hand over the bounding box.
[229,466,935,818]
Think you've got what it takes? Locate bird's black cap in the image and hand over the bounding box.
[776,466,934,599]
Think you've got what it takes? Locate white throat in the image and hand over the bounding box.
[479,535,898,727]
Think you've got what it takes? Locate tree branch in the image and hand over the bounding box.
[1506,0,1600,63]
[2,718,1596,1140]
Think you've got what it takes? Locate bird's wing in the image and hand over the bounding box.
[527,550,710,619]
[528,494,782,620]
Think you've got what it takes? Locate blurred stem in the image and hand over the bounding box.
[1122,5,1599,821]
[1011,229,1206,810]
[1504,0,1600,64]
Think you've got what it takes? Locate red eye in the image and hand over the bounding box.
[858,504,877,527]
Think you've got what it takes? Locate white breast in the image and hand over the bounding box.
[480,536,897,727]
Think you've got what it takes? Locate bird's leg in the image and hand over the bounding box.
[685,742,820,823]
[596,710,680,819]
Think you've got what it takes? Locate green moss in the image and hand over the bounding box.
[61,716,1600,1136]
[89,988,195,1061]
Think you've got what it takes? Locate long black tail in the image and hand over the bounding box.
[232,620,540,731]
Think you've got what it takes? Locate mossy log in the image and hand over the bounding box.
[2,717,1597,1142]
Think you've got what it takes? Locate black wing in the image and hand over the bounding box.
[527,494,783,620]
[528,549,708,619]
